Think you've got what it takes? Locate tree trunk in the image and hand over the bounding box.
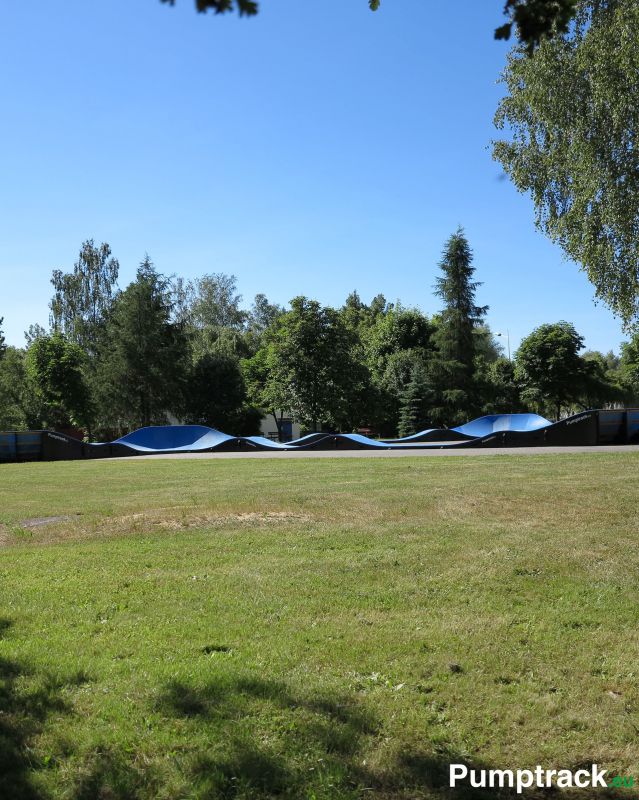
[272,410,283,442]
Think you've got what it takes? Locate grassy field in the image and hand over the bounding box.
[0,453,638,799]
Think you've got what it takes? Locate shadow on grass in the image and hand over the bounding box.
[71,747,146,800]
[156,675,376,799]
[154,677,636,800]
[0,619,633,800]
[0,618,76,800]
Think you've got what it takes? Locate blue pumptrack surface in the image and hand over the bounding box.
[244,436,298,450]
[454,413,551,437]
[384,413,552,443]
[90,413,580,454]
[7,409,637,462]
[25,410,604,461]
[111,425,237,452]
[98,414,557,453]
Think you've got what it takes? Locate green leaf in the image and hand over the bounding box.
[494,22,513,41]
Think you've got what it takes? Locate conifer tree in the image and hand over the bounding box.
[397,361,431,438]
[429,228,487,425]
[99,257,187,429]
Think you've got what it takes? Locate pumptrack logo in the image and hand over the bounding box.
[46,432,68,443]
[566,412,592,425]
[449,764,634,793]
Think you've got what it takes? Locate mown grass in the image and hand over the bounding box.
[0,453,638,799]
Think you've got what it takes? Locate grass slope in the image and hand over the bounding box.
[0,454,638,799]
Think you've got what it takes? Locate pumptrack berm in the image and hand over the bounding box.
[2,409,639,462]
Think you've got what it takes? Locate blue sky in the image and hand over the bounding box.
[0,0,626,354]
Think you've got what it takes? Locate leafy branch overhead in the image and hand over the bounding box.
[161,0,379,13]
[160,0,258,15]
[496,0,578,51]
[161,0,577,49]
[493,0,639,326]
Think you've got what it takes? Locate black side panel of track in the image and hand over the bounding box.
[40,431,87,461]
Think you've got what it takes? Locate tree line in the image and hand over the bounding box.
[1,228,638,440]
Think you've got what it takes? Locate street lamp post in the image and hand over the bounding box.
[496,330,511,361]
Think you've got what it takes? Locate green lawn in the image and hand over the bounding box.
[0,454,638,799]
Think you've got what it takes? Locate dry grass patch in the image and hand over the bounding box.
[0,507,314,547]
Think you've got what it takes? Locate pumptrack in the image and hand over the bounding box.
[2,409,639,461]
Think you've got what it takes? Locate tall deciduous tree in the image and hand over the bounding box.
[620,333,639,404]
[429,229,487,425]
[186,273,246,332]
[366,306,435,381]
[580,350,624,408]
[177,273,248,361]
[242,293,284,358]
[483,356,523,413]
[24,324,47,347]
[340,291,388,336]
[251,297,367,432]
[514,321,590,418]
[50,240,119,353]
[494,0,639,325]
[26,332,94,432]
[242,345,284,437]
[364,306,435,433]
[0,347,38,430]
[100,257,187,429]
[246,294,284,338]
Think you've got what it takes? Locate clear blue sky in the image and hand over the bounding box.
[0,0,626,354]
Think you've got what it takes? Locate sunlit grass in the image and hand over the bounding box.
[0,453,638,798]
